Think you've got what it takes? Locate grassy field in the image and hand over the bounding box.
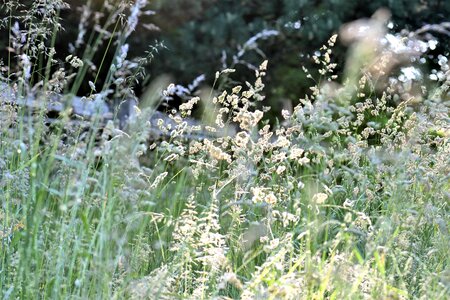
[1,1,449,299]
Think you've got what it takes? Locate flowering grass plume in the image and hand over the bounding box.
[0,3,449,300]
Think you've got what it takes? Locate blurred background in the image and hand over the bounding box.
[3,0,450,116]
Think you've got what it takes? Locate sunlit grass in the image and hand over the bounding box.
[1,1,449,299]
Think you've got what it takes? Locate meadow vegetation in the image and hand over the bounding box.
[0,1,449,299]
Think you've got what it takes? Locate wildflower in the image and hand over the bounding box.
[259,60,269,71]
[20,54,31,80]
[281,109,290,119]
[150,172,168,189]
[275,136,290,148]
[276,165,286,175]
[271,152,287,163]
[88,81,96,92]
[234,131,250,148]
[233,110,264,131]
[343,198,355,208]
[264,192,277,205]
[164,153,179,162]
[218,272,243,290]
[263,238,280,252]
[215,108,229,128]
[344,212,353,223]
[255,77,264,89]
[205,126,217,132]
[179,96,200,116]
[328,34,338,47]
[116,44,129,69]
[204,140,231,163]
[297,157,310,165]
[220,68,236,75]
[251,187,264,203]
[232,85,242,94]
[312,193,328,204]
[242,90,255,98]
[289,147,304,160]
[65,55,84,68]
[125,0,148,38]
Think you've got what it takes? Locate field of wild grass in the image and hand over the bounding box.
[1,1,449,299]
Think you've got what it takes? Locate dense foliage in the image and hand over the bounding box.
[147,0,450,112]
[0,1,449,299]
[4,0,449,114]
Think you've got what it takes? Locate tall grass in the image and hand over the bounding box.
[1,2,449,299]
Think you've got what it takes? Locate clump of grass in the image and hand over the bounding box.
[1,2,449,299]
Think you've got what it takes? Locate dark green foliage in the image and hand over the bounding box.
[146,0,450,113]
[2,0,449,113]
